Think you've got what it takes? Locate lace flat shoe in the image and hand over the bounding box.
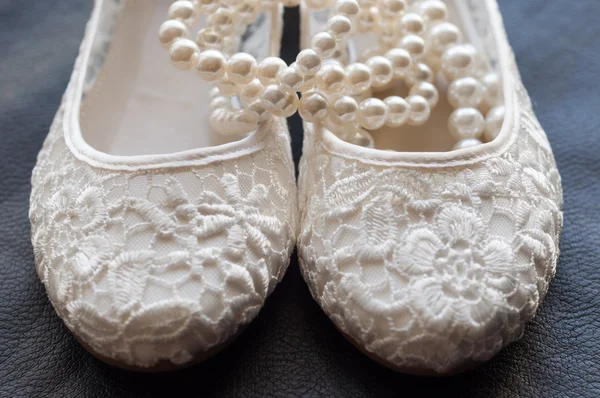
[29,0,296,370]
[296,0,563,374]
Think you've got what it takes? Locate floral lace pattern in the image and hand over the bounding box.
[30,108,297,367]
[297,5,563,372]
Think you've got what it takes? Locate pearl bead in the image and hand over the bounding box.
[484,106,505,142]
[196,0,220,14]
[400,34,426,60]
[345,63,372,94]
[441,44,479,81]
[410,81,439,109]
[299,92,329,123]
[366,56,393,88]
[296,49,322,76]
[384,96,410,127]
[195,28,223,50]
[312,32,337,58]
[447,77,484,108]
[240,79,265,106]
[159,20,188,48]
[379,0,406,20]
[358,98,388,130]
[208,8,237,36]
[385,48,412,78]
[335,0,360,17]
[375,23,399,50]
[419,0,448,23]
[195,49,226,81]
[216,74,240,97]
[481,72,503,107]
[448,108,485,140]
[315,64,346,93]
[257,57,287,86]
[428,22,462,55]
[330,95,359,125]
[277,64,305,92]
[327,15,353,41]
[453,138,482,150]
[406,95,431,126]
[262,85,288,111]
[399,13,425,36]
[272,92,299,118]
[170,39,200,71]
[232,109,260,132]
[226,52,257,85]
[247,99,271,122]
[168,1,197,26]
[405,62,434,86]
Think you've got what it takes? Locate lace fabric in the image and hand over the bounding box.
[297,1,563,373]
[29,0,297,367]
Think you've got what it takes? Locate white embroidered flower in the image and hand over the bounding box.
[397,204,535,339]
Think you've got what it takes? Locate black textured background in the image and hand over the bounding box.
[1,1,599,397]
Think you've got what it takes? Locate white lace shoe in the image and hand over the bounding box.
[29,0,296,370]
[297,0,563,374]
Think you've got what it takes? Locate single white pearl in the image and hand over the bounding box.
[247,99,271,122]
[262,85,288,111]
[330,95,359,125]
[257,57,287,86]
[168,1,197,26]
[405,62,434,87]
[232,109,260,132]
[315,63,346,93]
[159,20,188,48]
[226,52,257,85]
[379,0,406,20]
[272,92,299,118]
[406,95,431,126]
[240,79,265,106]
[366,56,393,88]
[296,49,322,76]
[400,34,426,60]
[448,107,485,140]
[447,77,484,108]
[195,49,227,81]
[428,22,462,55]
[481,72,503,107]
[419,0,448,23]
[399,13,425,36]
[299,92,329,122]
[277,64,305,92]
[441,44,479,81]
[208,7,238,36]
[327,15,353,41]
[170,39,200,71]
[216,74,240,97]
[384,96,410,127]
[335,0,360,17]
[410,81,439,109]
[484,106,505,142]
[195,28,223,50]
[344,63,372,94]
[385,48,413,78]
[312,32,337,59]
[453,138,482,150]
[358,98,388,130]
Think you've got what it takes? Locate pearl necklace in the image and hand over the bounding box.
[160,0,506,149]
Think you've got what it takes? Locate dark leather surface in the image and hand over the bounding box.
[0,1,599,397]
